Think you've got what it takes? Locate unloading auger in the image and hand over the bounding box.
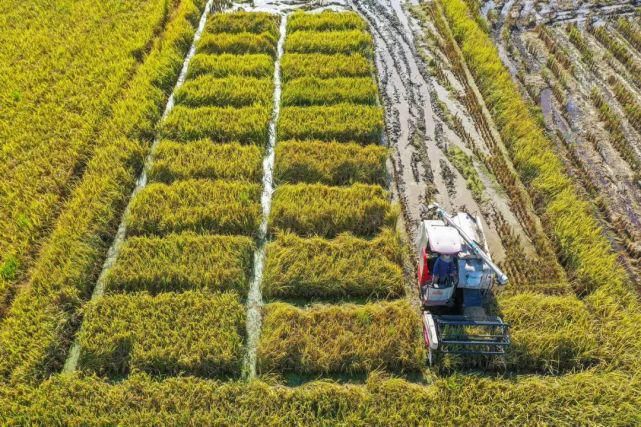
[417,203,510,365]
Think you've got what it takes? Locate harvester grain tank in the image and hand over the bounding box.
[417,203,510,364]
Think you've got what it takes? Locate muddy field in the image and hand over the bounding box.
[479,0,641,286]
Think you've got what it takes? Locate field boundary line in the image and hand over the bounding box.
[243,13,288,381]
[61,0,216,373]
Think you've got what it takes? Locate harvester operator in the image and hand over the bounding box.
[432,253,456,287]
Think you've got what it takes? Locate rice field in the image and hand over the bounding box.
[1,5,640,424]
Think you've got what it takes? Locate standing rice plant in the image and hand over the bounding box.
[174,75,273,107]
[187,53,274,79]
[78,292,246,377]
[274,140,388,185]
[279,104,384,144]
[126,179,261,237]
[499,292,597,373]
[3,370,641,424]
[262,229,404,300]
[197,32,277,56]
[149,140,263,183]
[257,300,425,374]
[206,11,278,36]
[161,105,270,144]
[269,183,394,238]
[103,234,255,295]
[281,53,372,81]
[288,11,367,33]
[282,77,378,106]
[285,30,373,55]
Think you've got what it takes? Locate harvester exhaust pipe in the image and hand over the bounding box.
[429,203,509,286]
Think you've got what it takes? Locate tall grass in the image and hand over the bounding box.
[285,30,373,55]
[282,77,378,106]
[0,0,208,384]
[149,140,263,183]
[269,183,394,238]
[174,75,273,107]
[262,229,404,300]
[161,105,270,144]
[288,11,367,32]
[281,53,372,81]
[197,32,277,56]
[78,291,246,377]
[187,53,274,79]
[126,180,261,237]
[279,104,384,144]
[206,11,278,36]
[499,293,597,373]
[103,234,255,295]
[257,301,424,374]
[274,140,388,185]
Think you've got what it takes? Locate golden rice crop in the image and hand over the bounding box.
[103,234,255,296]
[257,300,424,374]
[2,371,641,425]
[148,140,263,183]
[279,104,384,144]
[187,53,274,79]
[175,75,273,107]
[197,32,277,56]
[262,229,404,300]
[438,0,626,295]
[269,183,394,238]
[206,11,278,36]
[274,140,388,185]
[499,293,597,373]
[0,0,199,315]
[0,0,206,383]
[126,179,261,237]
[78,291,245,377]
[288,10,367,33]
[285,30,373,55]
[281,53,372,81]
[282,77,378,106]
[161,105,270,144]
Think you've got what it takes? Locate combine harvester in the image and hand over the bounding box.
[417,204,510,365]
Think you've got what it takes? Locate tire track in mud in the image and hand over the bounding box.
[351,0,498,251]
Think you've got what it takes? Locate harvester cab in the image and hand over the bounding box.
[417,204,510,365]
